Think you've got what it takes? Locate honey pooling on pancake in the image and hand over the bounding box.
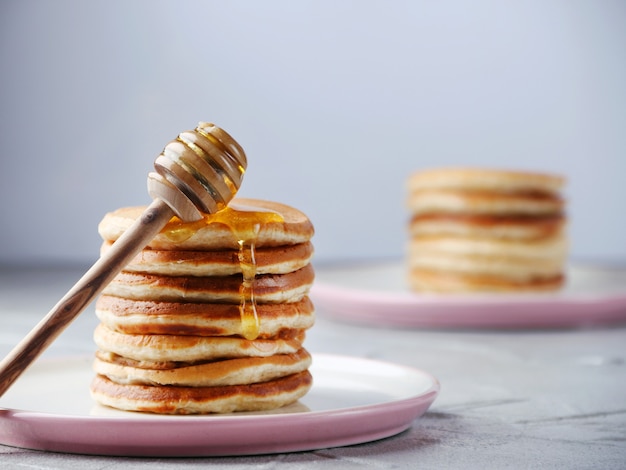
[161,204,285,340]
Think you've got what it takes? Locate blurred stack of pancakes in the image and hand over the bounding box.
[407,168,567,293]
[90,198,316,414]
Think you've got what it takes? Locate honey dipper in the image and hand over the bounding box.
[0,122,247,397]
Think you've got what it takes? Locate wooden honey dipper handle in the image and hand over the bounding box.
[0,122,247,397]
[0,200,172,397]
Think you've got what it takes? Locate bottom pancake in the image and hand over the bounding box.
[90,370,313,414]
[409,269,564,293]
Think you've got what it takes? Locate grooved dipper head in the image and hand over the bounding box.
[147,122,247,221]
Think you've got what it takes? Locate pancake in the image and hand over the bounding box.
[408,269,565,293]
[407,167,565,193]
[409,214,566,241]
[409,236,568,262]
[407,189,564,216]
[408,247,564,282]
[406,167,567,293]
[101,265,315,304]
[100,241,314,276]
[90,370,313,414]
[98,198,315,251]
[95,295,315,337]
[94,323,305,362]
[93,348,312,387]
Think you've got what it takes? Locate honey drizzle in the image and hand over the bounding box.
[160,204,284,340]
[237,227,260,340]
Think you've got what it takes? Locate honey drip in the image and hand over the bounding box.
[160,204,284,340]
[238,230,259,340]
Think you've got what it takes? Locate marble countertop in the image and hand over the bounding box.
[1,264,625,469]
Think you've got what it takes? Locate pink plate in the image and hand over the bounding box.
[0,354,439,457]
[311,262,626,329]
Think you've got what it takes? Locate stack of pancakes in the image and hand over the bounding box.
[407,168,567,293]
[90,198,316,414]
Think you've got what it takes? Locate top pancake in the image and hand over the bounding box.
[98,198,315,250]
[408,167,565,194]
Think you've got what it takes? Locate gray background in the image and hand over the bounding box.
[1,0,625,266]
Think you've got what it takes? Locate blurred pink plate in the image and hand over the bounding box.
[311,262,626,329]
[0,354,439,457]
